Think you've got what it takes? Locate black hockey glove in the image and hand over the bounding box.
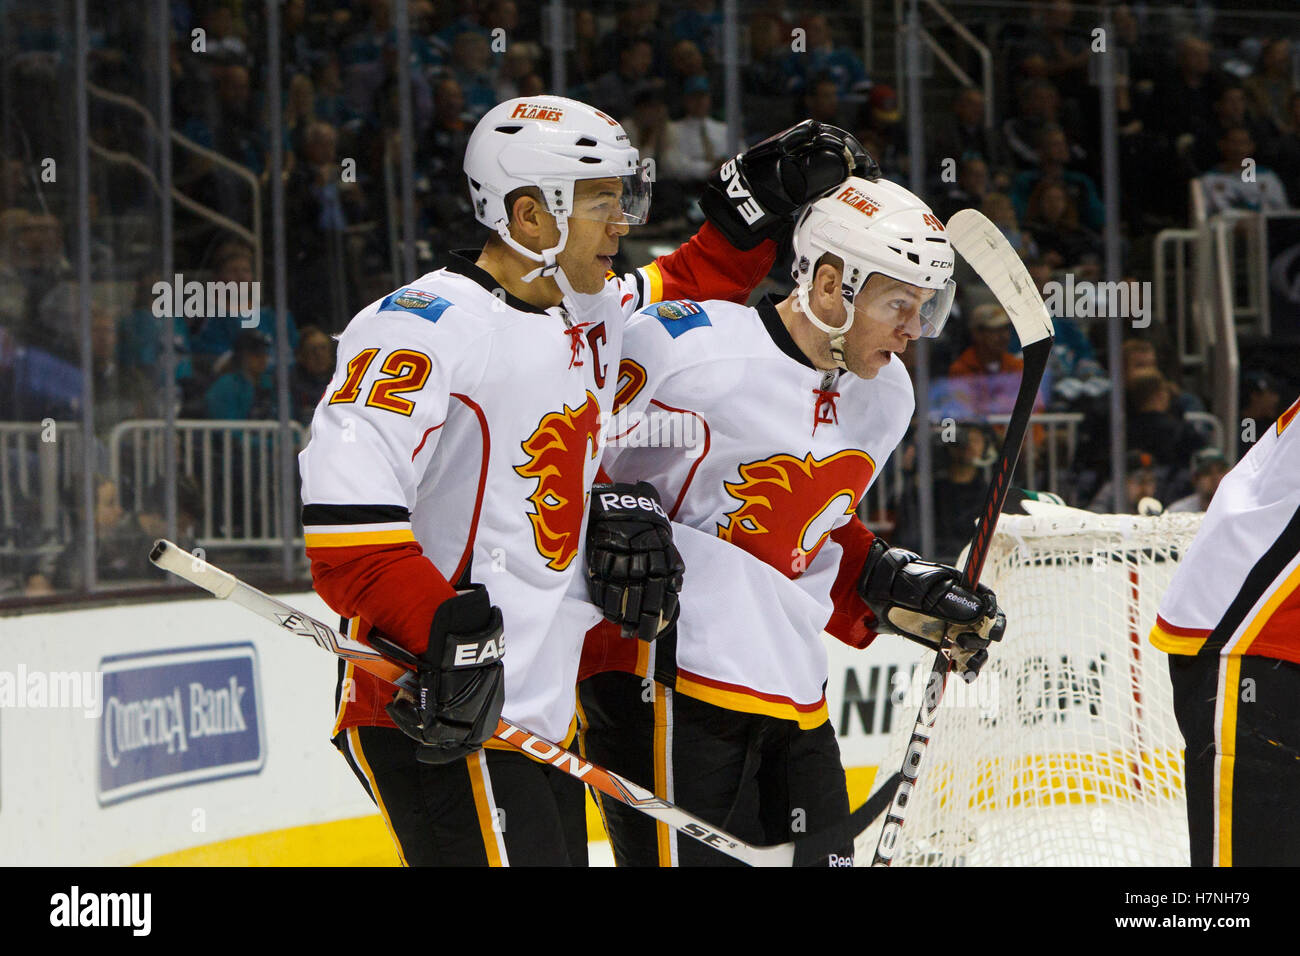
[586,481,685,641]
[375,586,505,764]
[699,119,879,250]
[858,539,1005,682]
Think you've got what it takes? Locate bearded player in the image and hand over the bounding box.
[577,176,1007,866]
[297,94,867,866]
[1150,394,1300,866]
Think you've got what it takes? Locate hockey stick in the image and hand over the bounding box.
[151,539,817,866]
[871,210,1055,866]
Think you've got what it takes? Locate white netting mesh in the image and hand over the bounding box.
[859,508,1203,866]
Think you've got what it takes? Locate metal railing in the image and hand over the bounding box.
[894,0,995,129]
[0,422,81,554]
[108,420,306,550]
[86,83,262,281]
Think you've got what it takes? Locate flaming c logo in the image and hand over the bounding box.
[516,392,603,571]
[717,450,875,578]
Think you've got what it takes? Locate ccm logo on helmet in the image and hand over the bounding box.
[511,102,564,122]
[836,184,881,217]
[718,158,765,225]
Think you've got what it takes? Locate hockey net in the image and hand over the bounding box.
[862,508,1203,866]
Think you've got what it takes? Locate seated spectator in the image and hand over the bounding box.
[743,12,794,137]
[204,329,275,421]
[450,29,498,121]
[1168,448,1229,513]
[494,42,541,104]
[947,304,1030,417]
[193,245,299,373]
[661,77,728,185]
[27,476,170,593]
[1243,39,1295,136]
[117,271,196,398]
[933,423,997,565]
[285,73,322,161]
[934,157,991,223]
[804,73,843,127]
[1126,369,1204,469]
[1013,0,1091,101]
[1024,180,1102,274]
[566,9,602,89]
[290,119,370,319]
[589,39,659,119]
[89,304,153,433]
[782,14,869,97]
[1122,339,1203,416]
[1024,261,1103,398]
[664,40,712,119]
[1003,79,1080,171]
[860,84,904,167]
[1148,35,1222,145]
[292,325,336,424]
[929,87,1005,175]
[1190,83,1276,172]
[1198,126,1291,216]
[670,0,723,63]
[1088,449,1161,514]
[1240,370,1283,457]
[1010,125,1105,231]
[181,64,267,176]
[312,53,359,132]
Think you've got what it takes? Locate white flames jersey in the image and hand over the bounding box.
[589,294,914,726]
[300,259,623,741]
[1151,397,1300,666]
[299,235,775,744]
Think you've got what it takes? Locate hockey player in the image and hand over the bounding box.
[577,176,1007,866]
[297,95,867,866]
[1150,395,1300,866]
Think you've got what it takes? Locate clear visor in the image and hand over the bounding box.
[860,275,956,339]
[566,164,654,226]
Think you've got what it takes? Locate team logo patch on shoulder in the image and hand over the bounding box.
[379,288,453,321]
[643,299,711,338]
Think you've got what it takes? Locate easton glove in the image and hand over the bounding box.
[699,119,879,249]
[376,585,505,764]
[586,481,684,640]
[858,539,1005,681]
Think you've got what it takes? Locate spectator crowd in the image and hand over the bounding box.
[2,0,1299,589]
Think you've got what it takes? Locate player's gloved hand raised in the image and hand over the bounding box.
[586,481,684,640]
[858,539,1005,682]
[699,119,880,250]
[373,586,505,764]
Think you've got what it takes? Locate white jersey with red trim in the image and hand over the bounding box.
[590,294,913,726]
[1150,397,1300,666]
[300,255,648,742]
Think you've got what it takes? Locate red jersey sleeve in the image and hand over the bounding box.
[825,515,881,649]
[644,221,778,305]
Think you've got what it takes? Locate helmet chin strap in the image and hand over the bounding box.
[795,282,856,371]
[494,217,587,316]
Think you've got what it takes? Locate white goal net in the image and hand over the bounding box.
[860,507,1204,866]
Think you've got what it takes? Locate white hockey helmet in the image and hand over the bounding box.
[791,176,956,367]
[463,95,652,284]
